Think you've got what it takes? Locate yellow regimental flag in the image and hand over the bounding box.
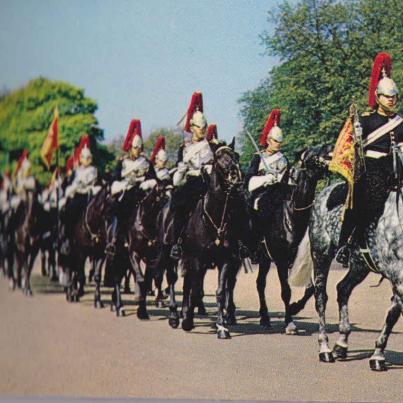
[41,108,59,169]
[329,117,355,208]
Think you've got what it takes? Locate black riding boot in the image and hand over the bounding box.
[105,216,118,257]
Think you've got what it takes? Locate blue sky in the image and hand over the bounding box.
[0,0,280,143]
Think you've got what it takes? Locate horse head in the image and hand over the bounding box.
[290,144,332,184]
[209,138,243,191]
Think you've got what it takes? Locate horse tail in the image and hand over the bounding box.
[288,229,313,287]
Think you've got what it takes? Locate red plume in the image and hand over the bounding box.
[368,52,392,109]
[259,109,281,146]
[76,134,91,155]
[150,136,166,163]
[206,124,218,142]
[122,119,142,152]
[65,155,74,172]
[184,92,203,132]
[14,149,29,176]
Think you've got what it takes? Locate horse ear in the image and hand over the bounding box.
[294,147,306,161]
[229,137,235,150]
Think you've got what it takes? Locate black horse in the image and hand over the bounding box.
[252,145,332,334]
[179,139,244,339]
[13,187,44,295]
[59,179,108,303]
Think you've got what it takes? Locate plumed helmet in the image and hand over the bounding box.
[122,119,143,151]
[190,110,207,129]
[76,135,92,161]
[80,145,92,160]
[206,124,218,142]
[21,157,32,173]
[259,109,282,146]
[150,136,168,164]
[178,92,206,133]
[14,149,29,176]
[368,52,399,109]
[268,126,283,143]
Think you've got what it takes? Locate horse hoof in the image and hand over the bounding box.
[181,318,194,332]
[94,300,104,309]
[260,317,271,329]
[319,352,335,363]
[116,308,125,317]
[217,329,231,339]
[110,304,116,312]
[284,322,298,335]
[333,344,348,360]
[25,289,33,297]
[197,306,207,316]
[155,299,165,308]
[137,309,149,320]
[369,358,387,372]
[169,317,180,329]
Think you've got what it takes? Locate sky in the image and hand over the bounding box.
[0,0,281,143]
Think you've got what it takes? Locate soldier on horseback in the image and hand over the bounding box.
[336,52,403,265]
[105,119,157,256]
[150,135,172,188]
[169,92,214,259]
[245,109,289,258]
[61,135,98,254]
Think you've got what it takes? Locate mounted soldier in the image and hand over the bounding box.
[61,135,98,254]
[336,52,403,265]
[245,109,289,257]
[150,135,172,189]
[170,92,214,259]
[105,119,157,256]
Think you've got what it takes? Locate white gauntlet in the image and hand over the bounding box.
[140,179,157,191]
[248,174,276,192]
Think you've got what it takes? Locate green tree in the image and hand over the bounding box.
[0,77,114,183]
[238,0,403,168]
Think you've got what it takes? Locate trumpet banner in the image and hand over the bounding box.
[329,117,355,208]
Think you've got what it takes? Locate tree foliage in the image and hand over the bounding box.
[238,0,403,167]
[0,77,114,184]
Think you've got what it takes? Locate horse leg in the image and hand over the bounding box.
[123,270,131,294]
[289,282,315,316]
[153,268,165,308]
[314,254,334,363]
[369,290,402,371]
[166,259,179,328]
[333,260,369,360]
[197,269,207,316]
[24,243,40,296]
[49,248,58,282]
[225,262,238,326]
[256,256,272,328]
[276,261,298,335]
[216,262,231,339]
[41,248,47,276]
[111,281,124,317]
[181,261,194,331]
[93,258,104,309]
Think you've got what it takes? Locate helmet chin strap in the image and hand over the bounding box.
[376,95,398,114]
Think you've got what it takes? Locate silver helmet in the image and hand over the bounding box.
[376,76,399,98]
[268,126,283,143]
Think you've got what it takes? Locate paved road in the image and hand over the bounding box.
[0,263,402,402]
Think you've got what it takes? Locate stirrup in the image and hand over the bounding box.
[105,241,116,257]
[170,242,183,260]
[60,239,71,255]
